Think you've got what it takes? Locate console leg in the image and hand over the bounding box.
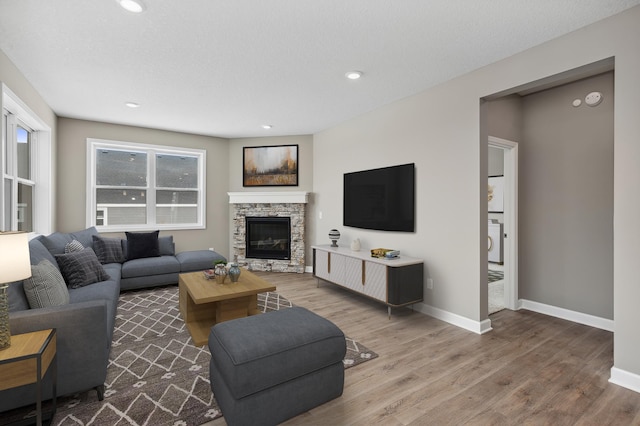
[388,306,391,320]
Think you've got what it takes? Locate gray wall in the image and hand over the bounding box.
[312,6,640,379]
[56,117,230,255]
[519,72,614,319]
[1,48,57,231]
[227,135,314,266]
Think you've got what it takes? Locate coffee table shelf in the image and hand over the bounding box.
[179,270,276,346]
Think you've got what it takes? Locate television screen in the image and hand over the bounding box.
[343,163,415,232]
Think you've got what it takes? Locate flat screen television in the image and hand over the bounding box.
[343,163,415,232]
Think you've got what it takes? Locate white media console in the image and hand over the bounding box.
[312,245,424,318]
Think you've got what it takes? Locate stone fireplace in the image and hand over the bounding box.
[229,192,308,273]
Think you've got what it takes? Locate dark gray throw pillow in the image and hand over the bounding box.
[55,247,110,289]
[126,230,160,260]
[23,259,70,308]
[92,235,125,264]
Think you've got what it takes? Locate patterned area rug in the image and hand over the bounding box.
[39,285,377,426]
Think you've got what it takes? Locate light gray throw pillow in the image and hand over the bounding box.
[23,259,70,309]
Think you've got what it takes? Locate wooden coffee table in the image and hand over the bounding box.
[179,269,276,346]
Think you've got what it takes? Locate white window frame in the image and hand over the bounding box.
[87,138,206,232]
[1,83,53,235]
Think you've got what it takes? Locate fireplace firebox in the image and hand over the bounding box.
[245,217,291,260]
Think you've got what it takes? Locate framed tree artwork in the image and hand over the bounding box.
[243,144,298,187]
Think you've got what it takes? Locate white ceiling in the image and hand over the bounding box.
[1,1,638,139]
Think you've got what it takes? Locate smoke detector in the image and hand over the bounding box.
[585,91,603,107]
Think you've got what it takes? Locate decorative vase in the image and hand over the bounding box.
[329,229,341,247]
[350,238,361,252]
[228,255,241,283]
[214,264,227,284]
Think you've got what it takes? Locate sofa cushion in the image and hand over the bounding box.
[125,230,160,260]
[8,281,29,312]
[71,227,99,249]
[121,255,180,279]
[23,259,70,309]
[159,235,175,256]
[93,235,125,264]
[68,278,120,343]
[40,227,98,255]
[64,239,85,253]
[176,250,226,272]
[55,247,110,289]
[28,237,58,267]
[41,232,74,256]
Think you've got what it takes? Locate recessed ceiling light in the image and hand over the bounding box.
[262,124,273,129]
[125,102,140,108]
[345,71,363,80]
[116,0,146,13]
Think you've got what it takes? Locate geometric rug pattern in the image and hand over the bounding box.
[47,284,377,426]
[488,269,504,283]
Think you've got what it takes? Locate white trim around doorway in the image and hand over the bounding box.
[488,136,518,311]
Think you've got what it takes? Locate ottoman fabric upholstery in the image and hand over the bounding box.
[208,306,346,426]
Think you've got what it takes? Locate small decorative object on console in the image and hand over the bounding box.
[203,269,215,280]
[371,248,399,259]
[328,229,341,247]
[350,238,361,252]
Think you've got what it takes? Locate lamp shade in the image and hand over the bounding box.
[0,232,32,283]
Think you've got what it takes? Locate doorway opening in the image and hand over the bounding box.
[488,137,518,313]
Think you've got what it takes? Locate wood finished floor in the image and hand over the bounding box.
[206,272,640,426]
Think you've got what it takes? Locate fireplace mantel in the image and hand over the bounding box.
[228,192,309,204]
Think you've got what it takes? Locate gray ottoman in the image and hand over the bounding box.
[208,306,346,426]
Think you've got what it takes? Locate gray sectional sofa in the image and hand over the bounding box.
[1,227,225,414]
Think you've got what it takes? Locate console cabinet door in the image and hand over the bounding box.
[343,257,364,293]
[314,249,330,281]
[362,261,387,301]
[328,252,346,284]
[314,250,346,284]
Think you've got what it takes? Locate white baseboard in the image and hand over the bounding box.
[518,299,614,332]
[610,367,640,393]
[305,265,313,273]
[413,303,492,335]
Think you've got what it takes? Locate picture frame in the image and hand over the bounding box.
[243,144,298,187]
[488,175,504,213]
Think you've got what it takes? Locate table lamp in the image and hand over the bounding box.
[0,231,32,350]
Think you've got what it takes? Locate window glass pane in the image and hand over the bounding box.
[97,189,147,225]
[100,206,147,225]
[3,178,11,230]
[17,126,30,180]
[97,188,147,204]
[156,154,198,188]
[156,190,197,204]
[96,149,147,186]
[3,114,7,172]
[156,206,197,224]
[17,182,33,232]
[156,190,197,225]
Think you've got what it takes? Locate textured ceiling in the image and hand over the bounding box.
[1,1,638,138]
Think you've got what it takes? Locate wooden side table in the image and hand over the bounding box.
[0,329,57,426]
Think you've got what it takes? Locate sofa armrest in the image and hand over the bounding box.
[7,300,110,398]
